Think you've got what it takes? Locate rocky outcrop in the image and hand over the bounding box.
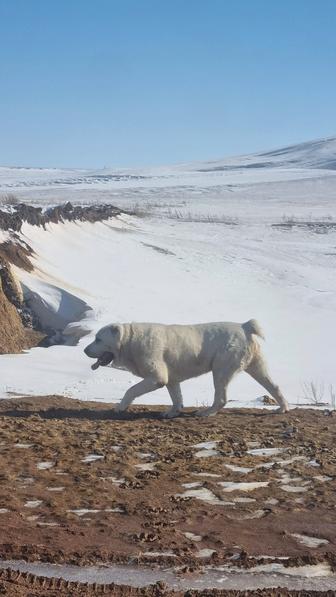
[0,201,123,232]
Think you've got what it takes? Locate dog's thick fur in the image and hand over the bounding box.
[84,320,288,417]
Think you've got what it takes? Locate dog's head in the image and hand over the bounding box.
[84,324,122,369]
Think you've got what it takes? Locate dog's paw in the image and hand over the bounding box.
[114,404,127,414]
[275,400,290,414]
[195,408,218,418]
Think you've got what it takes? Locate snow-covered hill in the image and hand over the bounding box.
[0,136,335,410]
[187,136,336,172]
[1,135,336,197]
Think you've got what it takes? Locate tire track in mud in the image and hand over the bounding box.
[0,567,335,596]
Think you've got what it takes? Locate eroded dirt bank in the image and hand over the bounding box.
[0,256,43,353]
[0,202,125,353]
[0,397,335,582]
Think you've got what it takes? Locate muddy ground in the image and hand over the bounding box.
[0,396,335,595]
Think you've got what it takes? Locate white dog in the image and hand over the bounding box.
[84,319,288,418]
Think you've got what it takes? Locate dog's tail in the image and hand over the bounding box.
[242,319,265,340]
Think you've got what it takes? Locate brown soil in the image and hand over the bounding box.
[0,397,335,573]
[0,278,27,354]
[0,256,45,353]
[0,287,45,353]
[0,238,34,272]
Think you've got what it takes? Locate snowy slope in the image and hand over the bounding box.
[185,136,336,172]
[0,136,335,410]
[1,136,336,198]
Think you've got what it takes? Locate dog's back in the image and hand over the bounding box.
[123,320,261,383]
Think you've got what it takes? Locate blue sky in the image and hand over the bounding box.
[0,0,335,168]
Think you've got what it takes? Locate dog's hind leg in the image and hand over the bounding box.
[245,356,289,413]
[114,377,166,413]
[196,363,237,417]
[163,383,184,419]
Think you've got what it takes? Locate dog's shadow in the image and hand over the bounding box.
[0,407,200,422]
[0,404,272,422]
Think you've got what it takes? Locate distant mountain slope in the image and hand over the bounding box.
[190,136,336,172]
[0,135,335,194]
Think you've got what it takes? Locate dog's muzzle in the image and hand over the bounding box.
[90,351,114,370]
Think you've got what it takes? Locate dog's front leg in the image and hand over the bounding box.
[114,378,165,413]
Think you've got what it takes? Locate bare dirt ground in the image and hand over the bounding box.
[0,396,335,595]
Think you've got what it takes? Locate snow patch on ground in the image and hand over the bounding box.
[219,481,269,492]
[290,533,329,548]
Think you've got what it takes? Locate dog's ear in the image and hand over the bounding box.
[110,324,121,336]
[109,324,122,348]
